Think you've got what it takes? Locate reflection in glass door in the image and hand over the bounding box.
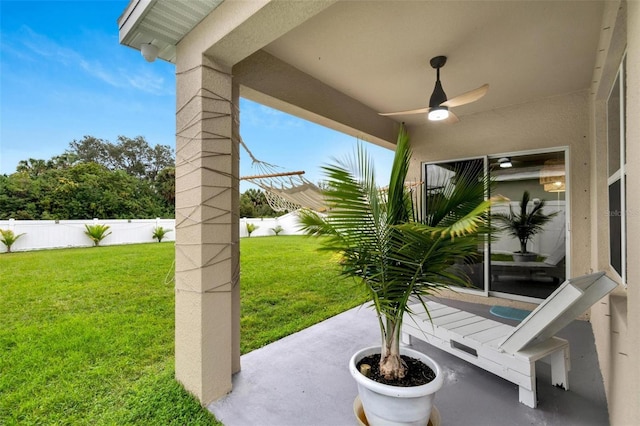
[489,151,567,300]
[424,158,487,293]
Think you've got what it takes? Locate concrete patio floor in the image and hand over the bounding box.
[208,298,608,426]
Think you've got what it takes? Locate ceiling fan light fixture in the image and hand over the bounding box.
[428,107,449,121]
[498,157,513,168]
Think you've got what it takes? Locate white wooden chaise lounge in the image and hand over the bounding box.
[401,272,617,408]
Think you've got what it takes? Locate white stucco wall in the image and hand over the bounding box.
[589,1,640,424]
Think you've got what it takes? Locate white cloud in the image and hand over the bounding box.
[14,26,172,96]
[120,68,172,96]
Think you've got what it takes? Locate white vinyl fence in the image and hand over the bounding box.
[239,212,305,238]
[0,212,306,253]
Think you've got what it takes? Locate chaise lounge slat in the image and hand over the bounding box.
[402,271,617,408]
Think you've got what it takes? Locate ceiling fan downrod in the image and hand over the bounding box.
[429,56,448,108]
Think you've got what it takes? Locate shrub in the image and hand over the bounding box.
[246,223,258,237]
[84,224,112,247]
[152,226,171,242]
[0,229,26,253]
[271,225,284,236]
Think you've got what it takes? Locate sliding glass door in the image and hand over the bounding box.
[424,157,487,293]
[423,150,568,301]
[488,151,567,300]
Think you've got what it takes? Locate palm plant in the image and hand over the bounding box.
[246,223,258,237]
[492,191,557,255]
[0,229,26,253]
[152,226,171,242]
[299,125,491,381]
[84,224,112,247]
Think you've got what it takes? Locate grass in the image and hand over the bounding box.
[240,236,365,353]
[491,253,545,262]
[0,236,365,425]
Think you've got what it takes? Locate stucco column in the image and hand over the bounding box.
[174,53,240,404]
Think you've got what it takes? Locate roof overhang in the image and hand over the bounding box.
[118,0,224,63]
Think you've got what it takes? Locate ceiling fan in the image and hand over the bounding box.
[379,56,489,123]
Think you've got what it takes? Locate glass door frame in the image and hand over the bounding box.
[421,147,571,303]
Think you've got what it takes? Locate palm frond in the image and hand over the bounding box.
[300,124,493,377]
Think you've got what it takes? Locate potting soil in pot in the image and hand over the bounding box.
[357,354,436,387]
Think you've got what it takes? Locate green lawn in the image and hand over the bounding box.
[0,236,365,425]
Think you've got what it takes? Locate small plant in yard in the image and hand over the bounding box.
[84,224,112,247]
[152,226,171,242]
[246,223,258,237]
[271,225,284,236]
[0,229,25,253]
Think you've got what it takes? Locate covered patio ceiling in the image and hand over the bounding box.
[120,0,606,128]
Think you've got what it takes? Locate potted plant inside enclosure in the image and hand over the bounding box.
[299,125,492,426]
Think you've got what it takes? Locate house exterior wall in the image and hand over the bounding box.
[408,2,640,423]
[408,90,591,278]
[589,1,640,424]
[624,3,640,423]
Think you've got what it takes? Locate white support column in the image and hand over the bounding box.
[174,53,240,405]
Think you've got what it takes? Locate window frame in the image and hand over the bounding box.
[606,54,627,287]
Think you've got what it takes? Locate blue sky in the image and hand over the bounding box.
[0,0,395,191]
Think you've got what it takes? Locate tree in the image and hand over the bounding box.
[0,172,40,219]
[16,158,48,178]
[1,135,176,220]
[67,136,109,166]
[47,153,79,169]
[299,126,491,380]
[0,163,172,220]
[155,167,175,209]
[239,189,278,218]
[66,135,174,181]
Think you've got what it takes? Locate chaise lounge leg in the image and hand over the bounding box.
[549,347,570,390]
[519,385,537,408]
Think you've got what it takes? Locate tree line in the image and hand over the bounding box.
[0,136,175,220]
[0,135,280,220]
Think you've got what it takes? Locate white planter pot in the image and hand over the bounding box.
[349,346,444,426]
[512,252,537,262]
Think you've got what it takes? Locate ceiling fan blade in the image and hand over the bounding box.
[441,84,489,108]
[378,106,430,116]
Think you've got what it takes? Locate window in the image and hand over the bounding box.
[607,55,627,285]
